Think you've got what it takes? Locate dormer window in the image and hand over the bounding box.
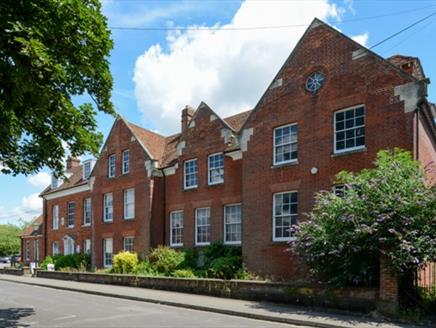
[51,175,58,189]
[82,160,93,180]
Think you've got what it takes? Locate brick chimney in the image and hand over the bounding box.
[181,105,194,132]
[66,156,80,170]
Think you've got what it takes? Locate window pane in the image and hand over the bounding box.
[335,107,365,152]
[274,124,298,165]
[273,192,297,240]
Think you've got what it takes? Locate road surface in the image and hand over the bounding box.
[0,280,306,327]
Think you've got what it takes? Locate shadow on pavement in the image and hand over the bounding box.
[0,307,34,328]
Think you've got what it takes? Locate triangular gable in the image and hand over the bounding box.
[239,18,419,132]
[177,101,236,143]
[89,116,165,178]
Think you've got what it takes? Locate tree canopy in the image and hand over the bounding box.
[0,224,21,256]
[0,0,114,177]
[292,149,436,287]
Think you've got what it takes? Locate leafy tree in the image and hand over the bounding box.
[0,0,114,177]
[0,224,21,256]
[292,149,436,287]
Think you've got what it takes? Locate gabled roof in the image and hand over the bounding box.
[224,109,252,132]
[239,18,420,132]
[127,122,167,160]
[40,164,87,196]
[388,55,426,80]
[21,215,43,238]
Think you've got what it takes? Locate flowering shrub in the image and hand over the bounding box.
[292,149,436,286]
[148,246,185,275]
[112,251,138,274]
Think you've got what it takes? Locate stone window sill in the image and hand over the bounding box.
[332,147,367,158]
[271,161,299,169]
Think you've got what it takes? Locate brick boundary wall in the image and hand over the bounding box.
[36,270,377,313]
[377,256,399,316]
[0,268,24,276]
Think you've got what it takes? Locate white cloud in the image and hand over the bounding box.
[21,193,42,212]
[28,172,51,188]
[133,0,343,134]
[352,32,369,46]
[0,193,42,225]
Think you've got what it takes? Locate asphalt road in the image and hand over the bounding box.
[0,280,306,328]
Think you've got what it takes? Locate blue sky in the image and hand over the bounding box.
[1,0,435,225]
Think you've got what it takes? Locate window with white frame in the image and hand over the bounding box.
[195,208,210,245]
[224,204,242,244]
[122,150,130,174]
[273,192,298,241]
[123,188,135,220]
[83,161,92,180]
[83,239,91,254]
[108,154,116,178]
[123,237,134,252]
[103,193,113,222]
[208,153,224,185]
[170,211,184,247]
[83,198,92,226]
[52,205,59,230]
[103,238,113,268]
[273,124,298,165]
[52,241,59,256]
[184,159,198,189]
[25,240,30,260]
[334,105,365,153]
[67,202,75,227]
[63,236,75,255]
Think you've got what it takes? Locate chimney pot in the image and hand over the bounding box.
[181,105,194,132]
[66,156,80,170]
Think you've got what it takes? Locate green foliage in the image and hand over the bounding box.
[180,248,198,269]
[293,149,436,286]
[112,251,138,274]
[133,261,158,276]
[52,254,90,271]
[148,246,185,275]
[207,256,242,279]
[40,256,54,270]
[203,241,241,268]
[0,224,21,256]
[0,0,114,176]
[172,269,196,278]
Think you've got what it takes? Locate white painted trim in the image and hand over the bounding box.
[42,183,90,200]
[225,150,242,160]
[122,149,130,175]
[273,123,298,166]
[184,158,198,190]
[103,193,113,223]
[195,207,211,246]
[123,188,135,220]
[108,154,116,178]
[272,191,297,242]
[223,203,242,245]
[208,152,224,186]
[163,163,178,176]
[333,104,365,154]
[169,210,184,247]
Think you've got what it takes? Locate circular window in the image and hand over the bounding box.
[305,71,325,93]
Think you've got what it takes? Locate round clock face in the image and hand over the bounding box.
[306,71,325,93]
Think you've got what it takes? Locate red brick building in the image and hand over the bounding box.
[20,215,44,265]
[40,157,92,260]
[36,19,435,277]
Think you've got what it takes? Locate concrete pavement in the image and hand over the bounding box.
[0,275,418,328]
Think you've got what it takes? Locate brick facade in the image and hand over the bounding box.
[36,19,435,279]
